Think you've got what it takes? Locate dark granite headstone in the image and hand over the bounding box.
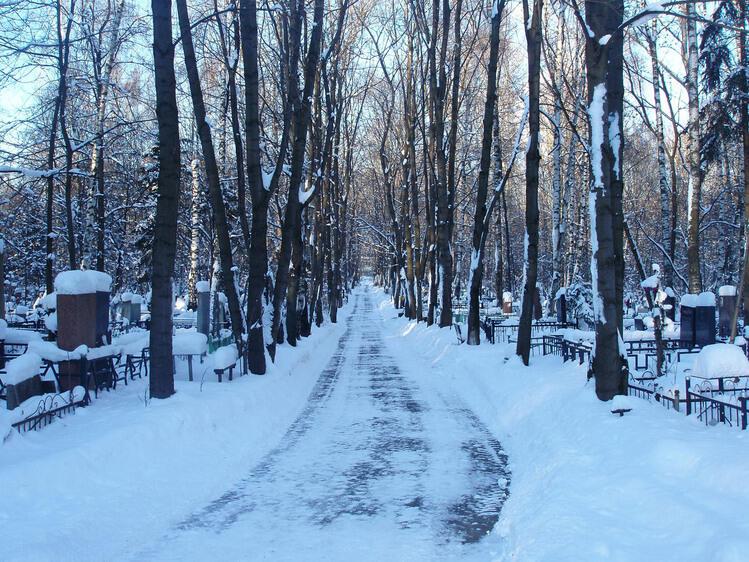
[695,295,716,347]
[556,294,567,324]
[6,374,43,410]
[680,301,696,348]
[718,288,737,338]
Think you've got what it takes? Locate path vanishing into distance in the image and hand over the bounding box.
[138,286,511,561]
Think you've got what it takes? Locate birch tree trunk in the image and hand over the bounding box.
[683,3,703,293]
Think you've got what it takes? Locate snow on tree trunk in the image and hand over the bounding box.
[584,0,628,401]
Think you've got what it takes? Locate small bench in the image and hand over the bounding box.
[214,360,237,383]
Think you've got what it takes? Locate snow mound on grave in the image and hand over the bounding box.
[54,270,112,295]
[173,331,208,355]
[3,352,42,385]
[195,280,210,293]
[212,344,238,370]
[692,344,749,379]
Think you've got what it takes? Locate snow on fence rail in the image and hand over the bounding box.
[541,334,749,430]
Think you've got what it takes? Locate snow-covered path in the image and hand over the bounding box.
[138,287,510,561]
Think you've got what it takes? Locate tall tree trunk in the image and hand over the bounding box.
[149,0,181,399]
[270,0,325,353]
[467,0,502,345]
[584,0,628,400]
[239,0,293,373]
[517,0,543,364]
[176,0,245,351]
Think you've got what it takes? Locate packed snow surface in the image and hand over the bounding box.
[1,282,748,562]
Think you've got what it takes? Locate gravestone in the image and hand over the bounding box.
[533,286,543,321]
[679,294,697,348]
[55,271,102,390]
[718,285,737,338]
[129,294,142,326]
[196,280,210,336]
[93,272,111,345]
[695,292,716,347]
[556,291,567,324]
[120,292,132,326]
[502,291,513,315]
[663,288,676,321]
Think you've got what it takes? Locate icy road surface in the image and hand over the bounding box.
[139,288,510,561]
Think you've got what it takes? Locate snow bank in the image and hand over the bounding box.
[196,280,210,293]
[173,332,208,355]
[54,270,112,295]
[3,352,42,384]
[0,318,6,339]
[692,344,749,379]
[0,292,357,561]
[212,344,238,370]
[372,284,749,562]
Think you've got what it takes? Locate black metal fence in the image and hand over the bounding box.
[11,389,88,433]
[686,376,749,430]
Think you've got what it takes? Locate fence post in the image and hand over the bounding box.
[685,378,691,416]
[740,397,747,430]
[674,389,680,413]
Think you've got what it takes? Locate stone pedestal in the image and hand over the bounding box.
[718,286,737,338]
[502,292,513,315]
[197,282,210,336]
[129,295,142,326]
[696,292,716,347]
[680,295,696,348]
